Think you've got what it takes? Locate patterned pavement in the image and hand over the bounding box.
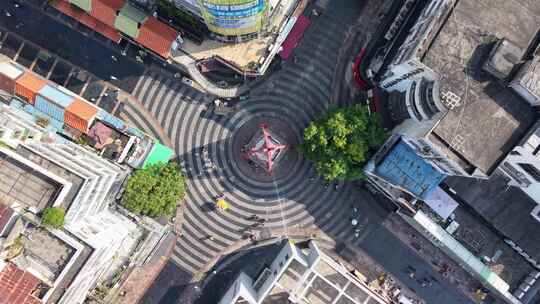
[123,13,370,275]
[120,3,476,303]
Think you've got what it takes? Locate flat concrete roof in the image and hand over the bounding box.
[19,226,75,281]
[14,146,84,210]
[445,172,540,262]
[0,150,60,212]
[423,0,540,175]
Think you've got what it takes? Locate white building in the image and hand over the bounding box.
[499,121,540,222]
[218,240,390,304]
[0,103,144,304]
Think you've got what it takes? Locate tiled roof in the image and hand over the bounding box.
[0,263,42,304]
[54,1,121,43]
[90,0,124,27]
[136,17,178,58]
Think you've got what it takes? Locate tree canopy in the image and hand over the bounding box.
[42,207,65,229]
[123,162,186,217]
[299,105,386,181]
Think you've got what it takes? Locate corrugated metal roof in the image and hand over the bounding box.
[15,72,47,95]
[91,0,124,27]
[0,62,23,80]
[66,98,98,120]
[114,3,147,38]
[97,110,125,130]
[55,0,122,43]
[136,17,178,58]
[38,84,75,108]
[374,139,446,199]
[69,0,92,12]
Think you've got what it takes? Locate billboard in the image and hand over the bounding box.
[199,0,268,36]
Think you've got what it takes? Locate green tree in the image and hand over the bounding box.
[42,207,65,228]
[299,105,386,181]
[123,162,186,217]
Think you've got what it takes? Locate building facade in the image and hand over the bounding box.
[218,240,391,304]
[499,121,540,222]
[198,0,269,41]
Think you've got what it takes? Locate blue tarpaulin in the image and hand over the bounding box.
[374,139,446,199]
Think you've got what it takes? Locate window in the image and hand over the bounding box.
[519,163,540,182]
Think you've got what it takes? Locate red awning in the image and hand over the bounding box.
[136,17,179,58]
[91,0,124,26]
[54,1,121,43]
[279,15,311,61]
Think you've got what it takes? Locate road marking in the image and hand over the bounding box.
[95,84,109,106]
[80,77,91,97]
[29,51,40,71]
[0,31,8,45]
[63,67,75,87]
[46,58,59,79]
[12,40,24,62]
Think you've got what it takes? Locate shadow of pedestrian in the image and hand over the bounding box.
[200,202,216,213]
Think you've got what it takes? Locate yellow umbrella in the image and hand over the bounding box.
[216,199,229,211]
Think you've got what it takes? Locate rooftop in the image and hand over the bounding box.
[196,241,286,304]
[172,0,303,72]
[444,172,540,262]
[12,225,75,283]
[0,261,42,304]
[445,200,534,289]
[373,137,446,199]
[513,55,540,100]
[14,145,84,210]
[0,150,61,212]
[423,0,540,175]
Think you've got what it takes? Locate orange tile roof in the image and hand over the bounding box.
[136,17,179,58]
[55,0,121,43]
[0,263,42,304]
[90,0,124,27]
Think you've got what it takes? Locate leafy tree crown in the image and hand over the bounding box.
[300,105,386,181]
[123,162,186,217]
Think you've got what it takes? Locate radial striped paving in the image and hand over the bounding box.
[124,14,373,274]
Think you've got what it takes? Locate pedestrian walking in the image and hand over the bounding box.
[202,235,215,241]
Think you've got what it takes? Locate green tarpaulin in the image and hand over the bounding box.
[143,142,174,168]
